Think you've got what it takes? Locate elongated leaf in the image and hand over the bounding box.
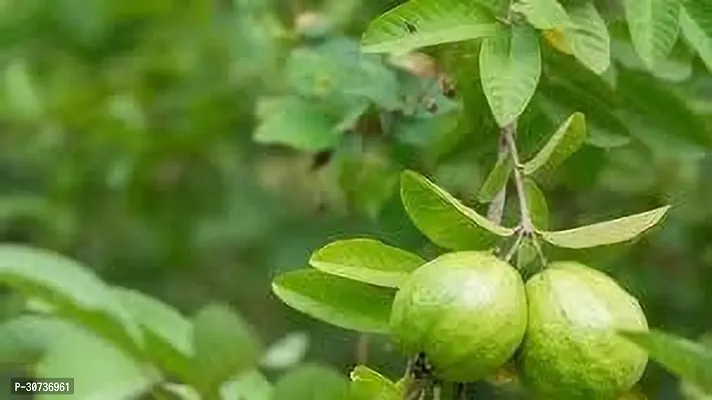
[621,330,712,393]
[114,288,193,381]
[309,239,425,288]
[511,0,570,30]
[523,112,586,175]
[566,1,611,74]
[272,269,395,333]
[0,245,142,357]
[540,205,670,248]
[274,364,349,400]
[524,178,549,230]
[400,170,515,251]
[680,7,712,71]
[478,156,513,203]
[480,25,542,126]
[349,365,402,400]
[361,0,502,54]
[192,304,263,394]
[622,0,681,69]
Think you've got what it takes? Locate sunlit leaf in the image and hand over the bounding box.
[309,239,425,288]
[192,304,263,394]
[222,369,275,400]
[480,25,542,126]
[260,332,309,370]
[621,330,712,393]
[477,156,513,203]
[523,112,587,175]
[511,0,570,30]
[361,0,502,54]
[680,5,712,71]
[349,365,402,400]
[524,178,549,230]
[622,0,681,69]
[274,364,349,400]
[540,206,670,248]
[400,170,515,251]
[272,269,395,334]
[566,1,611,74]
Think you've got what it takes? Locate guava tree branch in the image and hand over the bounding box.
[502,123,535,234]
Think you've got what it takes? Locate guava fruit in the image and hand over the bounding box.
[520,262,649,399]
[389,251,528,382]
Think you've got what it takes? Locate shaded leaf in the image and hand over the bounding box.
[540,205,670,248]
[400,170,515,251]
[480,25,542,126]
[511,0,570,30]
[309,238,425,288]
[349,365,401,400]
[272,269,395,334]
[680,6,712,71]
[566,0,611,74]
[0,316,55,365]
[523,112,587,175]
[524,178,549,230]
[622,0,681,69]
[274,364,349,400]
[361,0,501,54]
[477,156,513,203]
[621,330,712,393]
[260,332,309,370]
[192,304,263,394]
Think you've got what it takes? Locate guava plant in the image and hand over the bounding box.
[271,0,712,398]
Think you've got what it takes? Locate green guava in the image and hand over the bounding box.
[389,251,528,382]
[520,262,649,399]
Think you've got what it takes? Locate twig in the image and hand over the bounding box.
[486,131,510,224]
[504,229,525,262]
[502,124,535,234]
[355,333,369,365]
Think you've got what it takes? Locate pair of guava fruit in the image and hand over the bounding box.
[389,251,649,399]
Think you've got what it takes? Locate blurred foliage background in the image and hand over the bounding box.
[0,0,709,398]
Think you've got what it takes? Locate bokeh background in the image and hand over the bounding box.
[0,0,709,398]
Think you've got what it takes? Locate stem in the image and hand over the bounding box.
[355,333,369,364]
[486,132,509,225]
[504,230,524,262]
[502,123,535,234]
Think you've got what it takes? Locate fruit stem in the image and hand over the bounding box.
[502,123,535,234]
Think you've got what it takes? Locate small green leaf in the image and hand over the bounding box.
[477,156,513,203]
[260,332,309,370]
[480,25,542,126]
[361,0,502,54]
[621,330,712,393]
[566,1,611,74]
[254,96,342,152]
[192,304,263,394]
[622,0,681,69]
[516,238,539,273]
[680,6,712,71]
[35,318,158,400]
[511,0,570,30]
[349,365,402,400]
[0,245,142,357]
[400,170,515,251]
[309,239,425,288]
[523,112,587,175]
[274,364,349,400]
[540,205,670,249]
[114,288,193,381]
[524,178,549,230]
[222,370,274,400]
[272,269,395,334]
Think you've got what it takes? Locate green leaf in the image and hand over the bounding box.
[621,330,712,393]
[524,178,549,230]
[0,316,55,365]
[480,25,542,126]
[113,288,193,381]
[511,0,570,30]
[254,96,342,152]
[523,112,587,175]
[0,245,142,357]
[349,365,402,400]
[274,364,349,400]
[622,0,681,69]
[192,304,263,394]
[222,370,274,400]
[260,332,309,370]
[477,156,513,203]
[565,0,611,74]
[400,170,516,251]
[680,5,712,71]
[309,239,425,288]
[539,205,671,249]
[361,0,502,54]
[272,269,395,334]
[35,318,158,400]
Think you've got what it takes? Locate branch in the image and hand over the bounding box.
[486,130,509,224]
[502,123,535,233]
